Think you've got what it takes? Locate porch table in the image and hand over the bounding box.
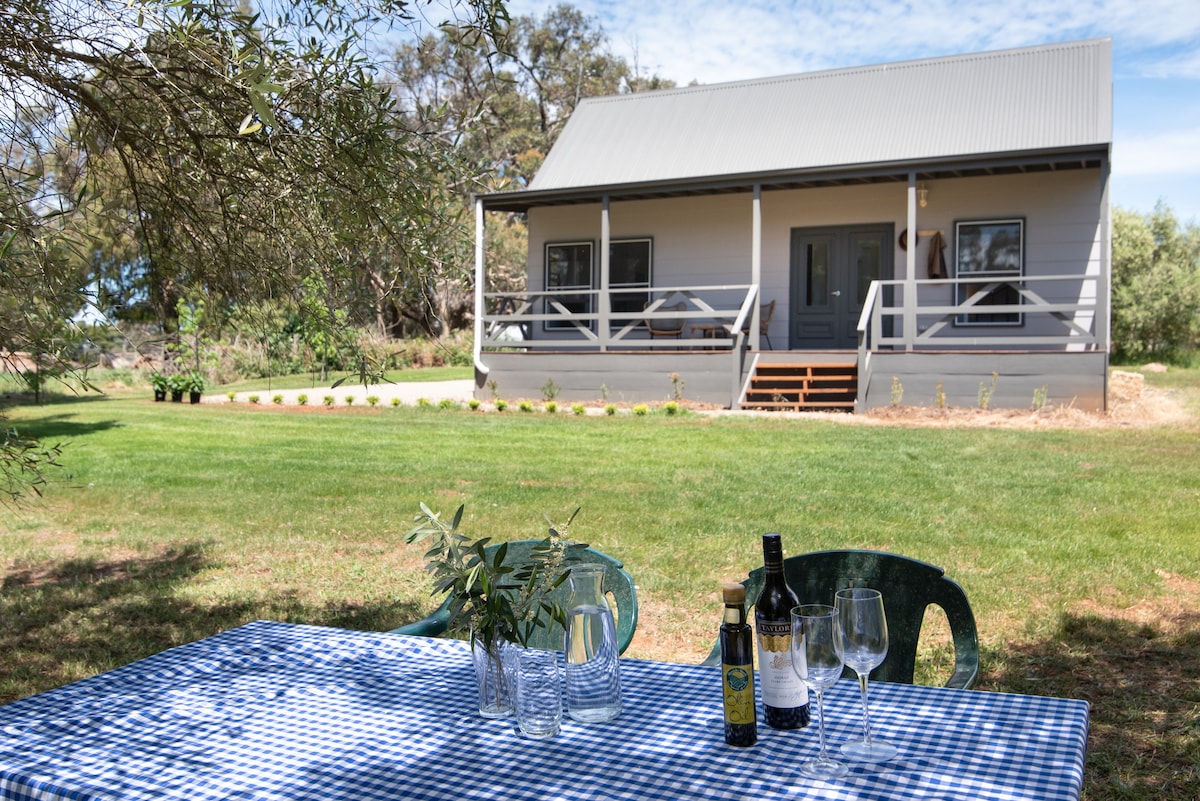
[0,621,1088,801]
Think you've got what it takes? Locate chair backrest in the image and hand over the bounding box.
[707,549,978,688]
[493,540,637,653]
[758,299,776,333]
[741,299,776,335]
[644,300,687,336]
[397,540,638,653]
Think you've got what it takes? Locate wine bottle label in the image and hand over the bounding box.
[756,621,809,707]
[722,663,756,725]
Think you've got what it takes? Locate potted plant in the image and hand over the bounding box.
[167,373,185,402]
[405,504,584,718]
[150,373,169,402]
[181,371,205,404]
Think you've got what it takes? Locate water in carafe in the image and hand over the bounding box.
[564,564,622,722]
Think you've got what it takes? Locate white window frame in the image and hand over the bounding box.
[954,218,1025,327]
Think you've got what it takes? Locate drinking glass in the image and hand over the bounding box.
[514,648,562,739]
[790,605,848,779]
[833,588,898,761]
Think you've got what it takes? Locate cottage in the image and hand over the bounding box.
[471,38,1112,411]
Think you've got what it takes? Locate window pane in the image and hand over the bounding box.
[547,243,592,289]
[545,242,593,329]
[854,236,882,304]
[610,239,651,316]
[806,242,830,307]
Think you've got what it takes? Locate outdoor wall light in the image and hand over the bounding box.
[917,182,929,208]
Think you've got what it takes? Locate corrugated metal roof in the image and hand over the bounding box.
[527,38,1112,193]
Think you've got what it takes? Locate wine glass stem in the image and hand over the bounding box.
[856,672,874,747]
[818,688,837,763]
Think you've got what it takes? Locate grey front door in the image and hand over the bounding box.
[789,225,893,349]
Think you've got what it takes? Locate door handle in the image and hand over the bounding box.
[831,290,842,297]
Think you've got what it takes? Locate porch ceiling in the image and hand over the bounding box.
[479,148,1108,213]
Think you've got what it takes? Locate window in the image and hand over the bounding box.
[954,218,1024,326]
[609,238,652,325]
[545,241,593,330]
[543,238,653,331]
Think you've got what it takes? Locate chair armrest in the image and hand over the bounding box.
[390,607,453,637]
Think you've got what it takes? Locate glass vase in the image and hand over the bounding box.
[470,634,515,719]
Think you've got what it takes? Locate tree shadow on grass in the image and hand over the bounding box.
[1,411,123,440]
[980,611,1200,801]
[0,543,426,704]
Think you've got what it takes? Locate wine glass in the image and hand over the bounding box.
[790,605,847,779]
[833,588,898,761]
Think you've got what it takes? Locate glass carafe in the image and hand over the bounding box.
[564,564,622,722]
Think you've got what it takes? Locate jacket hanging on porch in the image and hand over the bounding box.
[927,231,949,279]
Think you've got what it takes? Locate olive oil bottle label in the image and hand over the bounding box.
[722,663,756,725]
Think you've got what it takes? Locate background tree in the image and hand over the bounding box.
[388,3,674,313]
[0,0,509,502]
[1111,203,1200,363]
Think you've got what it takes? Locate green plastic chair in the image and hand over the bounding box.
[392,540,638,654]
[703,549,979,689]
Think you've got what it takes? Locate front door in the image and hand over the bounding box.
[789,225,893,349]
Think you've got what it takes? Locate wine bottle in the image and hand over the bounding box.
[719,583,757,747]
[755,533,810,729]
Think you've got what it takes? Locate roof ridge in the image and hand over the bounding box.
[578,37,1112,107]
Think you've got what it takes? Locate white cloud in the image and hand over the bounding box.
[1115,128,1200,176]
[506,0,1200,84]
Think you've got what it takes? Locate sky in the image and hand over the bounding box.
[504,0,1200,224]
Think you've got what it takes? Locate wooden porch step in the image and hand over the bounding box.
[742,362,858,413]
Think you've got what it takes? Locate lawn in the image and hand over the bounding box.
[1,369,1198,800]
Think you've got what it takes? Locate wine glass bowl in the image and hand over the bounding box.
[790,605,847,779]
[833,588,898,762]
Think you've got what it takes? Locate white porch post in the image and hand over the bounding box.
[904,173,919,351]
[600,195,611,351]
[473,196,487,377]
[751,184,762,350]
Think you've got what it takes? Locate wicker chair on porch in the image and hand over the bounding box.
[727,299,775,348]
[643,300,688,339]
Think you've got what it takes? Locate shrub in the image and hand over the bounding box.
[344,395,355,406]
[519,400,534,413]
[495,399,508,412]
[544,400,558,414]
[248,394,260,404]
[417,397,432,408]
[323,395,335,406]
[297,393,308,405]
[572,403,586,416]
[226,391,236,402]
[604,404,617,416]
[438,398,458,410]
[391,397,401,407]
[366,395,380,407]
[633,404,650,416]
[272,394,284,405]
[468,398,481,410]
[664,401,680,416]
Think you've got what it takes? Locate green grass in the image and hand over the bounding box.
[2,373,1199,800]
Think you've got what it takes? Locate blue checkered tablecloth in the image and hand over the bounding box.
[0,621,1088,801]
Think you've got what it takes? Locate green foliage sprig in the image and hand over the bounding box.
[405,504,587,650]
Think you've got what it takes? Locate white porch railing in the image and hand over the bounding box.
[481,284,760,351]
[856,273,1107,405]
